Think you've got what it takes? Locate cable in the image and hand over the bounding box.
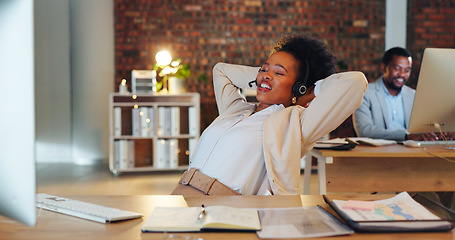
[419,123,455,163]
[433,122,455,150]
[37,205,43,218]
[423,147,455,164]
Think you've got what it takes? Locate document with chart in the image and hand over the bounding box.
[324,192,455,232]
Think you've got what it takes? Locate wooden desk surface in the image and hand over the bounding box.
[309,145,455,193]
[1,194,453,240]
[313,144,455,158]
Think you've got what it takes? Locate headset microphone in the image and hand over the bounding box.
[248,79,257,88]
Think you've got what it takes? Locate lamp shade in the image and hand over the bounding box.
[155,50,172,66]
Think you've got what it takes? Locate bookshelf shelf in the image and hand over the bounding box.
[111,165,190,176]
[109,93,200,175]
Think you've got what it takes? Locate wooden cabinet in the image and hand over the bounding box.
[109,93,200,175]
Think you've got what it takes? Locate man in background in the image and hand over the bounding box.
[353,47,454,210]
[353,47,444,141]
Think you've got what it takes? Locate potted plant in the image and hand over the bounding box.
[154,51,190,93]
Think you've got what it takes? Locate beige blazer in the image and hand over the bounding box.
[353,77,415,140]
[212,63,367,194]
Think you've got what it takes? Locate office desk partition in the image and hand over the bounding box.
[304,145,455,195]
[1,194,454,240]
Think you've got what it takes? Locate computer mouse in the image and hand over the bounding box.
[403,140,421,148]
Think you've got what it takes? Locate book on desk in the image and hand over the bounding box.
[142,205,261,232]
[324,192,455,232]
[315,137,397,150]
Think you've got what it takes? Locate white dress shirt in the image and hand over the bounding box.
[190,105,283,195]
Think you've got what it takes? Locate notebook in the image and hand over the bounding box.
[142,205,260,232]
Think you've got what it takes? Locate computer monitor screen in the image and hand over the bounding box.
[0,0,36,227]
[408,48,455,134]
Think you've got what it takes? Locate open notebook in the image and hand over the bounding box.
[142,205,260,232]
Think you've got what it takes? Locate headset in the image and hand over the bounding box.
[291,59,310,97]
[248,79,256,88]
[248,58,310,97]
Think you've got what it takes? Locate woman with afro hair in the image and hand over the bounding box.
[172,33,367,195]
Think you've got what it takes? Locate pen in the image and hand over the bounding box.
[345,138,359,145]
[197,204,206,223]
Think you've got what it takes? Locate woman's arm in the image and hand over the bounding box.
[212,62,260,115]
[300,71,368,145]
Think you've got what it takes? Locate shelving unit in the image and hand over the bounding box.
[109,93,200,175]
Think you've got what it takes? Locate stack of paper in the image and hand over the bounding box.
[347,137,397,146]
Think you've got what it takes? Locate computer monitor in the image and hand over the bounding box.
[408,48,455,134]
[0,0,36,227]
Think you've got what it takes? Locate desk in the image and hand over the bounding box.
[1,194,454,240]
[304,145,455,195]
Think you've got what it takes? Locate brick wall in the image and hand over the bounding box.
[115,0,385,133]
[407,0,455,89]
[114,0,453,137]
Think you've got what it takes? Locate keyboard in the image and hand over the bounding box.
[417,140,455,146]
[36,193,142,223]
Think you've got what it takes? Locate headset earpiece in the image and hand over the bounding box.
[292,82,307,96]
[292,59,310,97]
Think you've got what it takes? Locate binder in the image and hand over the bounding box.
[114,140,121,169]
[168,139,179,168]
[127,140,135,168]
[170,107,180,136]
[164,140,170,168]
[122,140,129,169]
[139,107,149,137]
[148,107,155,136]
[115,140,127,169]
[188,106,198,135]
[114,107,121,136]
[154,139,167,169]
[157,107,166,136]
[131,108,140,136]
[164,107,172,136]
